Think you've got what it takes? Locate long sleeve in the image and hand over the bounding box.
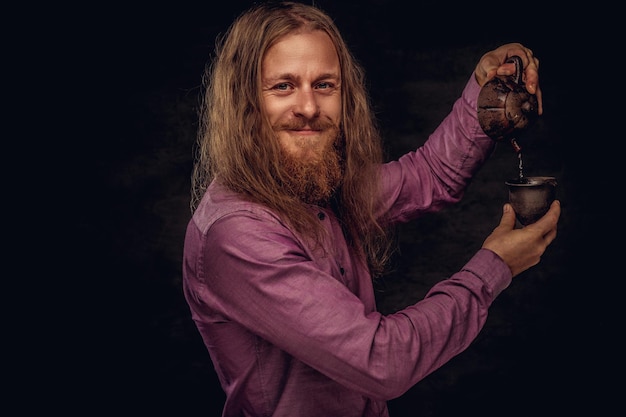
[182,73,512,417]
[185,208,510,400]
[379,74,496,222]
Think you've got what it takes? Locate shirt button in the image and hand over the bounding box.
[317,212,326,220]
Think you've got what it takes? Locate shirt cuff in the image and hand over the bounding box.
[462,248,512,298]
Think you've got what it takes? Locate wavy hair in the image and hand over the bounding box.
[191,1,394,277]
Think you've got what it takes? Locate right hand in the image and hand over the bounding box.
[474,42,543,115]
[482,200,560,277]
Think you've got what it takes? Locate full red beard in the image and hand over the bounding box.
[276,120,344,206]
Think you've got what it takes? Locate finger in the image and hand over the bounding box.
[543,225,558,245]
[548,199,561,219]
[499,203,517,230]
[476,55,501,86]
[523,56,540,94]
[522,62,542,115]
[506,48,543,115]
[543,200,560,241]
[529,200,561,232]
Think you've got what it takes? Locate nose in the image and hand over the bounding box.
[293,88,320,119]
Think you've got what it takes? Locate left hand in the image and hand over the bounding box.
[474,42,542,115]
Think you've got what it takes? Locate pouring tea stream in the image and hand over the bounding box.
[477,55,555,225]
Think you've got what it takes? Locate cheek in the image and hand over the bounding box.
[262,97,287,125]
[320,95,342,124]
[328,100,342,124]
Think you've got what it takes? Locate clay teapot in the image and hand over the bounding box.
[477,55,538,144]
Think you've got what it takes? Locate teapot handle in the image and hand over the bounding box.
[508,55,523,85]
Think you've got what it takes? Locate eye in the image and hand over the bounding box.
[316,82,332,89]
[274,83,291,91]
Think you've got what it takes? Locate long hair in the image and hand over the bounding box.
[191,1,394,277]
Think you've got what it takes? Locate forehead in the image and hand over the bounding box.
[262,30,340,77]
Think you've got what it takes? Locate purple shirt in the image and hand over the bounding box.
[183,75,513,417]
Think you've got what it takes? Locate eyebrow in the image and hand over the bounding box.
[264,72,340,83]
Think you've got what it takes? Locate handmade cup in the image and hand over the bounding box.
[505,176,557,226]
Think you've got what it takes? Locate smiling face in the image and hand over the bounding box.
[262,29,342,161]
[261,30,343,204]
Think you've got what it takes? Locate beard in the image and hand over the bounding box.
[277,122,344,206]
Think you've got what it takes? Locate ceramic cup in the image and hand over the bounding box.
[505,176,557,226]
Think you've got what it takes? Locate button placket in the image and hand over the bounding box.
[315,208,346,282]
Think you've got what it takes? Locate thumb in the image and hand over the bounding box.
[499,203,517,230]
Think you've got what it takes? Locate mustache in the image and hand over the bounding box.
[275,117,337,131]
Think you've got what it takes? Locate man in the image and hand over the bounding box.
[183,2,560,416]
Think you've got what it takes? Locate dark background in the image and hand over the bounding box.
[36,1,612,416]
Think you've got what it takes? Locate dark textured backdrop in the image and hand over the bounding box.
[59,1,609,416]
